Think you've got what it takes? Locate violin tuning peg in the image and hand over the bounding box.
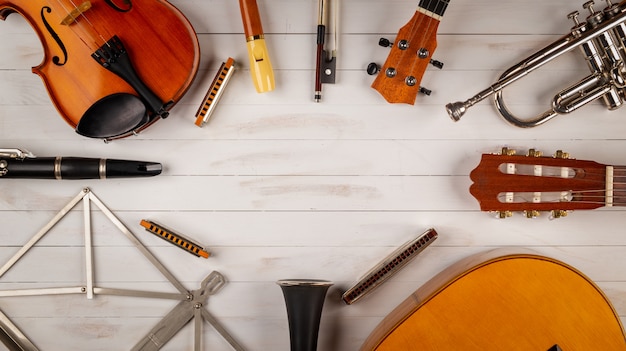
[367,62,381,75]
[429,59,444,69]
[419,87,432,96]
[378,38,393,48]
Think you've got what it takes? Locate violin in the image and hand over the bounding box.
[0,0,200,140]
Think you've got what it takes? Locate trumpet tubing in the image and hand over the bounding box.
[446,0,626,127]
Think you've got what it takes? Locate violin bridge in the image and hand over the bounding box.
[60,1,92,26]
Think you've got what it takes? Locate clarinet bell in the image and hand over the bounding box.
[277,279,333,351]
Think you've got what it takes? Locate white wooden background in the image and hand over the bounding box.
[1,0,626,350]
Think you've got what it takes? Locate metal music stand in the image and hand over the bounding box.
[0,188,244,351]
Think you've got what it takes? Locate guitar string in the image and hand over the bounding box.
[502,189,626,206]
[386,1,423,73]
[387,0,442,88]
[409,0,448,80]
[402,0,430,75]
[406,0,439,78]
[499,167,626,179]
[491,160,626,206]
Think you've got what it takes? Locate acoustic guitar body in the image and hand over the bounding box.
[360,249,626,351]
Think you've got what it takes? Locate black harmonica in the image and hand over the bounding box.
[195,57,236,127]
[140,220,210,259]
[342,228,438,305]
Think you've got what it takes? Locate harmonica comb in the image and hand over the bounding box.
[195,57,236,127]
[342,228,438,305]
[140,219,210,259]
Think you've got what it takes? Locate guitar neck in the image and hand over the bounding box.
[609,165,626,207]
[418,0,450,20]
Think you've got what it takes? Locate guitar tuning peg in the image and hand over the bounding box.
[378,38,393,48]
[554,150,570,159]
[500,147,516,156]
[366,62,380,76]
[524,210,540,218]
[419,87,432,96]
[496,210,512,219]
[429,59,444,69]
[550,210,568,219]
[527,149,543,157]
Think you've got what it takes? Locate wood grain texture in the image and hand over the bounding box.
[0,0,625,350]
[360,249,626,350]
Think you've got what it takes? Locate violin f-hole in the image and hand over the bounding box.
[104,0,132,12]
[41,6,68,66]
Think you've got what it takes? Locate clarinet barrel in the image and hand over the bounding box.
[277,279,333,351]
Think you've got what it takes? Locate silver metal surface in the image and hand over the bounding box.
[133,271,245,351]
[0,149,35,160]
[446,1,626,127]
[0,189,87,278]
[0,188,244,350]
[341,228,438,305]
[0,308,39,351]
[88,191,188,294]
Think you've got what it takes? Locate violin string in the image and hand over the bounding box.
[46,0,110,51]
[68,0,110,45]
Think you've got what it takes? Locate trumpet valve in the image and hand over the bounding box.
[446,101,467,121]
[583,1,596,14]
[568,11,581,25]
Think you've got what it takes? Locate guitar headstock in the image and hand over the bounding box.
[371,9,444,104]
[469,148,609,218]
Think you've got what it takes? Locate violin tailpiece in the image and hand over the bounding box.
[91,35,167,117]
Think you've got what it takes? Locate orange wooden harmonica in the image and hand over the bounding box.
[140,219,210,259]
[194,57,236,127]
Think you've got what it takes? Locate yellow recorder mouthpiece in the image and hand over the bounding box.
[239,0,275,93]
[246,36,275,93]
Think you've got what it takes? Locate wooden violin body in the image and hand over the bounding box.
[0,0,200,139]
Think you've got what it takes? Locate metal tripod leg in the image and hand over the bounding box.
[133,271,245,351]
[0,188,244,350]
[0,307,39,351]
[0,189,87,278]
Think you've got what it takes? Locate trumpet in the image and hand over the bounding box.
[446,0,626,128]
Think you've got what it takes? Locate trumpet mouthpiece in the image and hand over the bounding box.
[446,101,467,122]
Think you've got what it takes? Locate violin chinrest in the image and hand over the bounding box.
[76,93,148,139]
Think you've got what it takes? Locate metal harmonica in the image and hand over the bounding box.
[140,220,210,259]
[342,228,438,305]
[194,57,236,127]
